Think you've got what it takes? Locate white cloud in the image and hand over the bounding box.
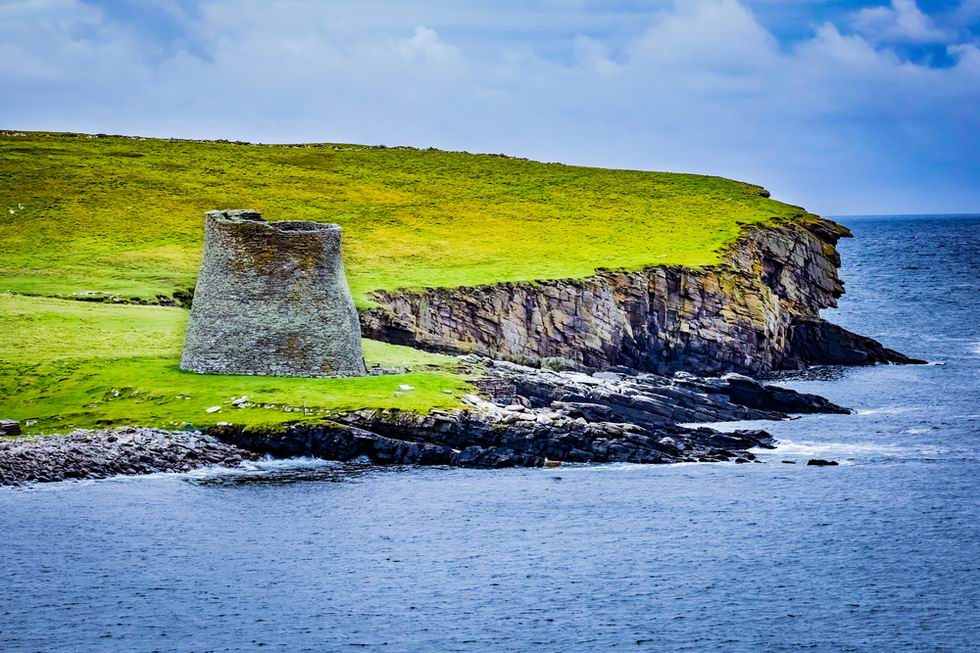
[629,0,778,71]
[852,0,947,43]
[400,26,463,67]
[572,35,621,75]
[0,0,977,214]
[955,0,980,25]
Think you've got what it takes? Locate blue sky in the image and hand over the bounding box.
[2,0,978,214]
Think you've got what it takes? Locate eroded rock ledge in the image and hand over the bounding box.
[209,358,849,469]
[363,218,921,374]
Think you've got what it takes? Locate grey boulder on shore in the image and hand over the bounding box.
[0,420,21,437]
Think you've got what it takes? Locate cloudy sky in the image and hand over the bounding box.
[2,0,978,214]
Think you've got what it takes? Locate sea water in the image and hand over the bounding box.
[1,215,978,652]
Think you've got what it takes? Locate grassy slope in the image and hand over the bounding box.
[0,295,469,434]
[0,131,812,434]
[0,132,809,305]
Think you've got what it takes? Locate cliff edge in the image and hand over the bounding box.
[363,216,920,375]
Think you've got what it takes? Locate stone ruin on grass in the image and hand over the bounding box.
[180,209,367,377]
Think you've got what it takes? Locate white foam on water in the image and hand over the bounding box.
[80,455,342,486]
[677,420,776,431]
[855,406,916,416]
[552,460,702,474]
[758,440,944,459]
[180,455,339,480]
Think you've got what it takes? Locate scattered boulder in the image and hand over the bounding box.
[0,420,21,437]
[807,458,839,466]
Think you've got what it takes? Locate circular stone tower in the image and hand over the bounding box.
[180,209,367,377]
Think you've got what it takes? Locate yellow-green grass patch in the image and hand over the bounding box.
[0,132,812,307]
[0,294,469,434]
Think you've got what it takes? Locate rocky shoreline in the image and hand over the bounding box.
[0,357,853,486]
[211,357,847,468]
[0,427,254,486]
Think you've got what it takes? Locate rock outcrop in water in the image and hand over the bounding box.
[181,209,366,377]
[363,218,921,374]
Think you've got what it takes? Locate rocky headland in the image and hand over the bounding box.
[0,209,923,486]
[209,357,848,469]
[364,218,922,374]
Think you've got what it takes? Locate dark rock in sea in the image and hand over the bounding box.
[806,459,840,466]
[209,410,775,469]
[787,320,926,367]
[0,420,21,437]
[708,372,851,415]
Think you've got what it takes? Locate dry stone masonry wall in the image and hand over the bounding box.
[181,210,366,377]
[362,217,918,374]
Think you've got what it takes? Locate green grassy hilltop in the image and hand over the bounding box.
[0,131,813,434]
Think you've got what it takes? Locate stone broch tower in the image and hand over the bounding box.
[180,209,367,377]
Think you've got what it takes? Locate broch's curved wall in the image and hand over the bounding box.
[181,209,366,377]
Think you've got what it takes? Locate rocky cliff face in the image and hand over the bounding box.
[362,217,919,375]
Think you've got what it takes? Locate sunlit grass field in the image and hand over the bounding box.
[0,131,809,305]
[0,130,812,433]
[0,295,469,434]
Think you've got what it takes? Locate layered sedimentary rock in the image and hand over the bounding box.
[363,218,920,374]
[181,210,366,377]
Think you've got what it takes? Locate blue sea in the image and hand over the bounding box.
[1,215,978,652]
